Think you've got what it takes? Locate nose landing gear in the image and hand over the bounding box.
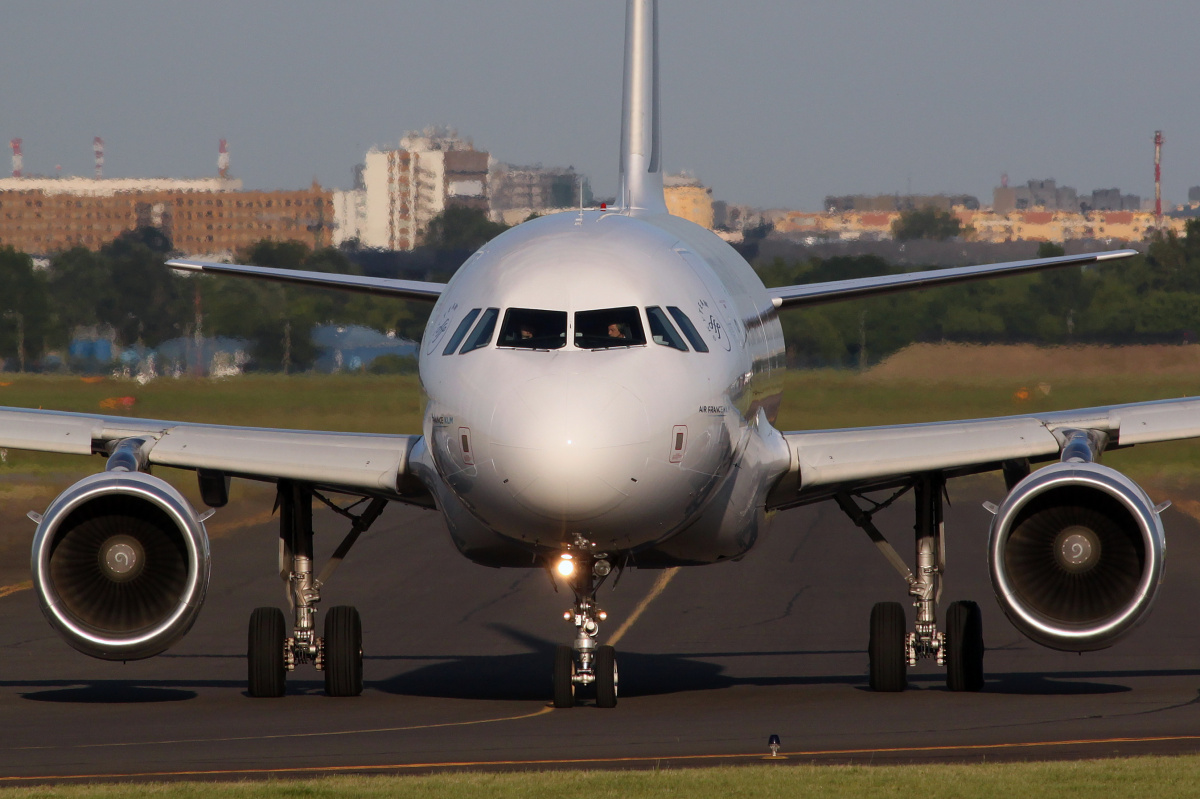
[551,551,619,708]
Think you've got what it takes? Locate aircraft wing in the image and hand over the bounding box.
[767,396,1200,509]
[767,250,1136,310]
[0,406,431,504]
[167,259,445,303]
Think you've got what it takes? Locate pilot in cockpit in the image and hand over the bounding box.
[607,323,629,340]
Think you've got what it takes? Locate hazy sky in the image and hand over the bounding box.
[3,1,1199,210]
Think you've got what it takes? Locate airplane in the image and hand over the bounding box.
[0,0,1186,707]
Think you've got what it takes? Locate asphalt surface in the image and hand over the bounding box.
[2,473,1200,782]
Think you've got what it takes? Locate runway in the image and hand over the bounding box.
[2,473,1200,781]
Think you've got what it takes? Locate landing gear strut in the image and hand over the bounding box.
[552,548,618,708]
[838,473,985,692]
[246,480,385,698]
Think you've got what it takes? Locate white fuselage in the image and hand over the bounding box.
[415,210,789,568]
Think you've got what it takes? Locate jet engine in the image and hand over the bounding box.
[31,471,211,660]
[988,462,1165,652]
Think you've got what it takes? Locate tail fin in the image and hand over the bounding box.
[618,0,667,215]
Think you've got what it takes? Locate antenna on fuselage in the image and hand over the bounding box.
[618,0,667,216]
[576,175,585,226]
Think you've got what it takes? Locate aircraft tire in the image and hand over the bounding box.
[869,601,907,692]
[945,600,985,692]
[324,605,364,697]
[553,645,575,708]
[248,607,287,698]
[595,645,618,708]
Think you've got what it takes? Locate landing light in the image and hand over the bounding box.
[556,554,575,577]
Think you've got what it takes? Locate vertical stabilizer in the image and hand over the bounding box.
[619,0,667,215]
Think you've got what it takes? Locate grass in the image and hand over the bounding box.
[2,757,1199,797]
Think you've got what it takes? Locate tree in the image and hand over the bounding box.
[100,232,190,346]
[420,207,509,251]
[46,247,115,345]
[892,207,963,242]
[0,247,50,366]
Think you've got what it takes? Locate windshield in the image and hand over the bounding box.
[667,306,709,353]
[498,308,568,350]
[574,307,647,349]
[460,308,499,353]
[442,308,481,355]
[646,306,688,351]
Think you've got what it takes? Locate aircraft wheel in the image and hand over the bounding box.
[869,601,907,692]
[553,645,575,708]
[595,645,618,708]
[945,600,985,692]
[324,605,363,697]
[248,607,287,698]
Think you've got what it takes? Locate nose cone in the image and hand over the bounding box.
[490,374,650,525]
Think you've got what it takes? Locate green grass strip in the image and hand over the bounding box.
[1,757,1198,798]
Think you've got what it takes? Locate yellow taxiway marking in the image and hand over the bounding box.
[205,508,278,538]
[1170,497,1200,525]
[607,566,679,647]
[5,732,1200,782]
[0,580,31,599]
[13,705,553,751]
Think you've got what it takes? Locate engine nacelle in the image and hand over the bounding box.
[988,462,1165,652]
[31,471,211,660]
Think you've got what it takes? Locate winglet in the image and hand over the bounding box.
[618,0,667,215]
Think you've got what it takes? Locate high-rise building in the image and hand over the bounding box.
[353,127,489,251]
[489,163,590,225]
[993,178,1138,214]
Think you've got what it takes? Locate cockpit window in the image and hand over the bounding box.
[460,308,499,354]
[667,306,709,353]
[574,306,647,349]
[498,308,568,350]
[646,306,688,351]
[442,308,482,355]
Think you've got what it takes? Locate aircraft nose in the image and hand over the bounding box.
[490,374,651,523]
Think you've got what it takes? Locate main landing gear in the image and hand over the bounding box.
[837,473,985,693]
[551,546,619,708]
[247,480,386,698]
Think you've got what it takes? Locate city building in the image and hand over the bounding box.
[331,185,367,247]
[489,163,590,225]
[993,178,1139,214]
[0,175,333,256]
[774,208,1184,244]
[824,193,980,213]
[663,172,714,229]
[351,127,489,251]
